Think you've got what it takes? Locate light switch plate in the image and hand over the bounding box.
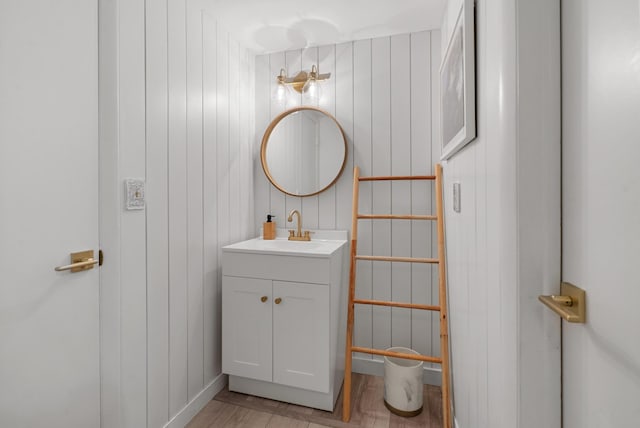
[453,182,461,213]
[125,179,145,210]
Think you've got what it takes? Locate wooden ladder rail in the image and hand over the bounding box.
[342,164,451,428]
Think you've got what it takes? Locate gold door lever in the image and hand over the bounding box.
[538,282,586,323]
[55,250,99,273]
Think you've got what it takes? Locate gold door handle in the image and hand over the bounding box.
[261,296,268,303]
[538,282,586,323]
[54,250,98,273]
[274,297,282,305]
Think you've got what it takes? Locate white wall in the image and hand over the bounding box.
[100,0,255,426]
[146,2,255,427]
[440,0,561,427]
[99,0,148,426]
[254,31,442,382]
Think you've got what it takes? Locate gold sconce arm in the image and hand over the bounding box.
[538,282,586,323]
[277,64,331,93]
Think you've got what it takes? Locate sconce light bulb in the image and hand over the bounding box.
[271,68,289,106]
[273,82,288,106]
[303,79,321,103]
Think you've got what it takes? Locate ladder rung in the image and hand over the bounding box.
[359,175,436,181]
[355,255,439,264]
[357,214,437,220]
[354,298,440,311]
[350,346,442,364]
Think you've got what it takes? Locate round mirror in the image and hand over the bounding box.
[261,107,347,197]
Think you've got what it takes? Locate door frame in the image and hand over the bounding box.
[98,0,149,426]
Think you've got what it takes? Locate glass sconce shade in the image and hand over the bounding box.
[273,82,288,106]
[272,68,288,106]
[302,65,321,103]
[302,79,321,103]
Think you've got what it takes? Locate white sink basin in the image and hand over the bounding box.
[223,230,347,257]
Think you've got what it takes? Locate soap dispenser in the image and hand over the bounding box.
[263,215,276,240]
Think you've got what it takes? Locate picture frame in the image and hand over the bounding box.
[440,0,476,160]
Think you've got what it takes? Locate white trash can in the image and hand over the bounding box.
[383,347,423,417]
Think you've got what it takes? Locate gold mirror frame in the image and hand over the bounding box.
[260,106,348,197]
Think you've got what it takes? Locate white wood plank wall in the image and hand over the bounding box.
[146,2,255,426]
[439,1,561,427]
[254,31,441,381]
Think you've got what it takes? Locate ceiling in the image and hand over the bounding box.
[210,0,447,54]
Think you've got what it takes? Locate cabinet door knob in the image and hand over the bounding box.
[274,297,282,305]
[261,296,268,303]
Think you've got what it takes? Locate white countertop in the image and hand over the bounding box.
[222,229,348,257]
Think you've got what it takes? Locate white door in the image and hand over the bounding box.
[222,276,273,382]
[272,281,330,393]
[0,1,100,427]
[562,0,640,426]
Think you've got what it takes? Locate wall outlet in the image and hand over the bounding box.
[453,182,461,213]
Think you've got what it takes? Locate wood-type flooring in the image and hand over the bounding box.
[188,374,443,428]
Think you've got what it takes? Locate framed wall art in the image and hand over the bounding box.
[440,0,476,160]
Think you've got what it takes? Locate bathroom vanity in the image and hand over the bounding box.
[221,231,348,411]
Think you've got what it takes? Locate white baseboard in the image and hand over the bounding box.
[455,416,460,428]
[351,356,442,386]
[164,373,227,428]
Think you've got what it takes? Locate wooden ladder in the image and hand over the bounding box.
[342,164,451,428]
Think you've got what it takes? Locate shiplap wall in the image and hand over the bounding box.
[146,1,255,426]
[440,1,561,427]
[254,31,442,380]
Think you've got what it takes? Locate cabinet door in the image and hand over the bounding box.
[222,276,272,382]
[273,281,330,393]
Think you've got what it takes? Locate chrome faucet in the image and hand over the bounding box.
[287,209,311,241]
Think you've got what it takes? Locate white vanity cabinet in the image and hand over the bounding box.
[221,233,347,411]
[222,278,330,393]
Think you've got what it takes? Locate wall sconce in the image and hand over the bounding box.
[273,65,331,105]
